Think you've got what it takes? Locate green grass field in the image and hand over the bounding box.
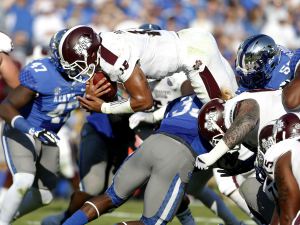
[13,198,254,225]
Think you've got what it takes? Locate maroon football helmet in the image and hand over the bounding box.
[259,113,300,154]
[198,98,227,147]
[58,25,101,83]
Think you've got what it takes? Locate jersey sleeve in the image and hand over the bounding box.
[99,35,139,83]
[291,49,300,77]
[19,66,38,91]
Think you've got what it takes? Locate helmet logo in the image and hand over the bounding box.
[73,36,92,57]
[261,136,275,152]
[204,111,219,131]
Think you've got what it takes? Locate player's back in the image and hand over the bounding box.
[99,29,183,82]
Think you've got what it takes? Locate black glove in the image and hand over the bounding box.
[217,152,256,177]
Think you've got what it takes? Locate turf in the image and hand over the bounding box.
[13,198,253,225]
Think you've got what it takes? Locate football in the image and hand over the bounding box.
[92,71,118,102]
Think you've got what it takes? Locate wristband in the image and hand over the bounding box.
[11,115,35,135]
[101,99,134,114]
[208,139,230,164]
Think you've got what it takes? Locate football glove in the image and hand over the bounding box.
[129,112,155,129]
[33,128,59,146]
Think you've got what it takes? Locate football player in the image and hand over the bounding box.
[0,32,21,206]
[56,25,238,114]
[0,29,109,225]
[241,113,300,225]
[235,34,300,93]
[207,34,300,221]
[196,89,299,223]
[62,94,219,225]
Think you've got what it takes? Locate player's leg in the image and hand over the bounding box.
[187,169,242,225]
[239,177,275,225]
[42,122,111,225]
[177,28,237,102]
[139,134,194,225]
[15,143,59,218]
[0,124,37,224]
[62,134,158,224]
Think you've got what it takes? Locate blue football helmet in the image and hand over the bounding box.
[49,29,68,73]
[235,34,281,89]
[139,23,162,30]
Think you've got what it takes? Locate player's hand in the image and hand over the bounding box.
[77,94,104,113]
[32,128,59,146]
[195,153,215,170]
[0,32,13,53]
[129,112,155,129]
[86,77,111,98]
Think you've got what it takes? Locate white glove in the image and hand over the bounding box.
[0,32,13,53]
[195,139,230,170]
[195,153,214,170]
[129,112,155,129]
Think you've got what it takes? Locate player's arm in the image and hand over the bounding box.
[121,64,153,111]
[275,151,300,225]
[195,99,259,169]
[79,65,153,114]
[0,85,36,123]
[282,51,300,110]
[0,53,20,88]
[223,99,259,148]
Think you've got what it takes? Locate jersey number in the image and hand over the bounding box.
[30,62,47,72]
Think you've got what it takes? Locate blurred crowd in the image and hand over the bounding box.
[0,0,300,68]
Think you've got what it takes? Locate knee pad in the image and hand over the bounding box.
[39,189,53,205]
[13,173,35,195]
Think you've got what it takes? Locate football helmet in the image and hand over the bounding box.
[58,25,101,83]
[49,29,68,73]
[139,23,162,30]
[259,113,300,154]
[235,34,281,89]
[198,98,226,147]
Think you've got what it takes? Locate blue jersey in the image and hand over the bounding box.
[237,47,300,93]
[19,58,85,133]
[157,95,209,155]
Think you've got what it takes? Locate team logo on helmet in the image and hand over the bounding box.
[204,111,219,132]
[73,36,92,57]
[260,136,275,152]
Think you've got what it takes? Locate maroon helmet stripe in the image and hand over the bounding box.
[100,44,118,65]
[199,66,221,99]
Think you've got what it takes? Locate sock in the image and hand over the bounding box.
[0,184,25,223]
[0,188,8,207]
[176,208,196,225]
[198,186,241,225]
[63,210,88,225]
[229,189,251,216]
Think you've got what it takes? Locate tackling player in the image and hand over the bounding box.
[0,30,109,225]
[63,94,213,225]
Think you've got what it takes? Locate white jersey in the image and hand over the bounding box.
[224,90,293,148]
[99,28,238,103]
[149,72,187,107]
